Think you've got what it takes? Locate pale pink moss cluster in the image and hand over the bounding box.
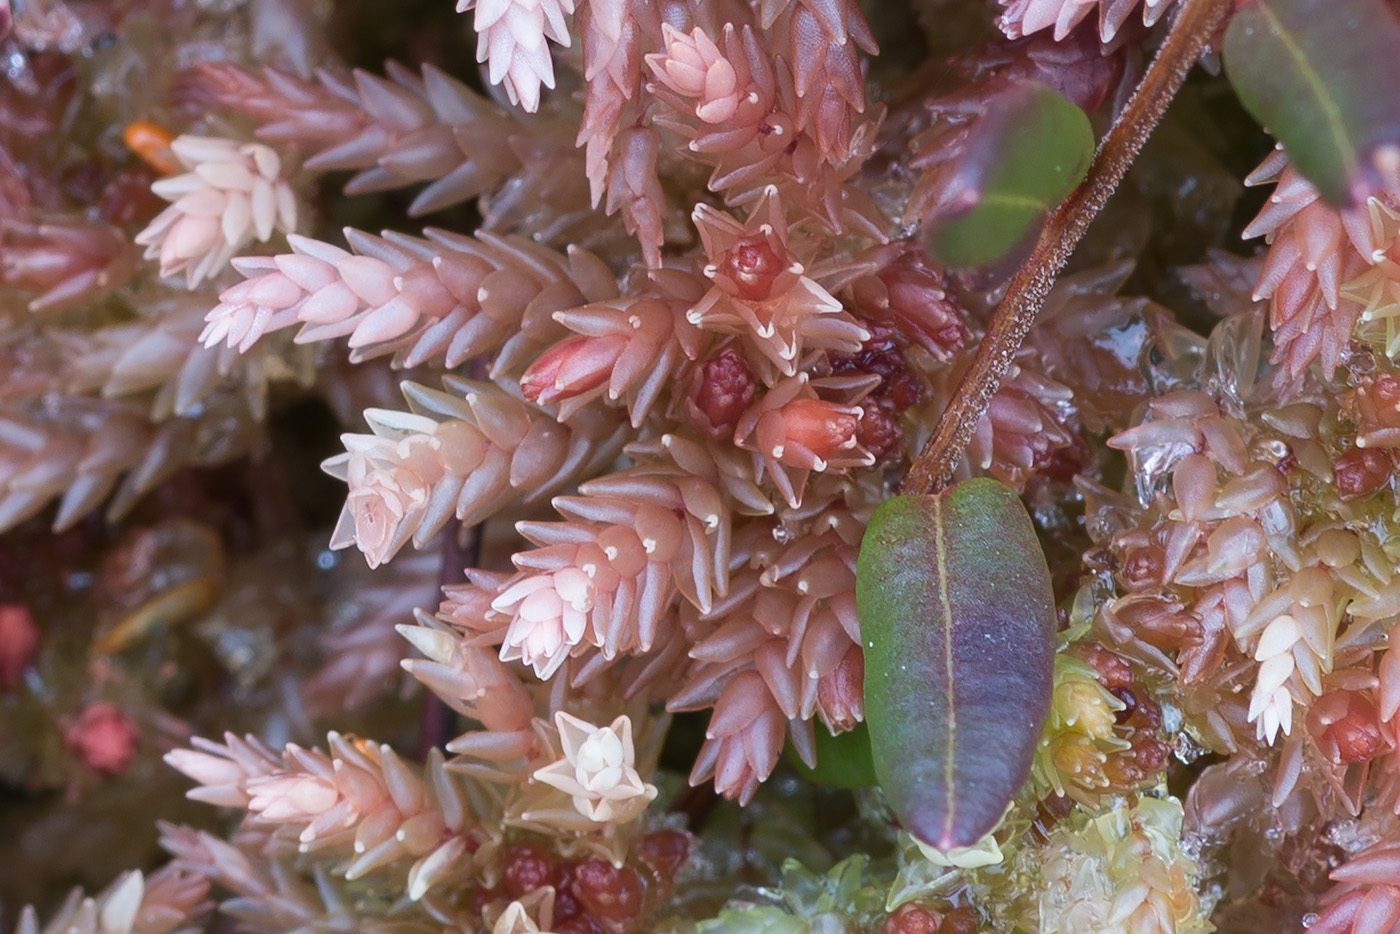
[1084,283,1400,933]
[1244,148,1400,380]
[13,868,209,934]
[997,0,1178,41]
[134,136,299,289]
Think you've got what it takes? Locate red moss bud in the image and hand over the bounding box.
[829,325,924,410]
[1333,717,1383,764]
[1312,691,1384,764]
[1135,738,1171,772]
[635,830,691,883]
[572,860,645,924]
[1125,694,1162,732]
[720,236,788,302]
[553,862,583,922]
[1072,643,1133,690]
[851,252,968,358]
[1334,446,1391,500]
[1104,738,1169,787]
[1374,373,1400,409]
[856,402,905,465]
[686,348,756,440]
[883,903,940,934]
[503,843,553,897]
[938,907,981,934]
[1119,545,1165,591]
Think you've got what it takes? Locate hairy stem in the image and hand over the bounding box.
[900,0,1235,496]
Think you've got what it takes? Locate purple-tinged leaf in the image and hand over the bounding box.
[1224,0,1400,207]
[925,80,1094,271]
[857,479,1055,851]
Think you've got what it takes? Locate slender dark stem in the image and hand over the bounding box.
[418,518,478,757]
[900,0,1235,496]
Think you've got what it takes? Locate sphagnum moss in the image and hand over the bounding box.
[5,2,1400,934]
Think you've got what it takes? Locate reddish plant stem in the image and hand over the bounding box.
[900,0,1235,496]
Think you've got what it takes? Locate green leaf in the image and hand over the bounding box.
[1224,0,1400,207]
[856,479,1056,851]
[784,722,878,789]
[926,81,1094,270]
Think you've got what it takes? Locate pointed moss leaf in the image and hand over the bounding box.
[1224,0,1400,207]
[856,479,1055,851]
[926,81,1094,270]
[785,722,878,789]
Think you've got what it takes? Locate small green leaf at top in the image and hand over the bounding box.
[857,479,1056,852]
[925,80,1094,271]
[1224,0,1400,207]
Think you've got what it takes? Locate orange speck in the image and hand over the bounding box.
[123,121,180,175]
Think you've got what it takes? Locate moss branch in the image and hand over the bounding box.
[418,518,476,757]
[900,0,1235,496]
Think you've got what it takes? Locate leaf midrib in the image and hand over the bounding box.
[930,494,956,846]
